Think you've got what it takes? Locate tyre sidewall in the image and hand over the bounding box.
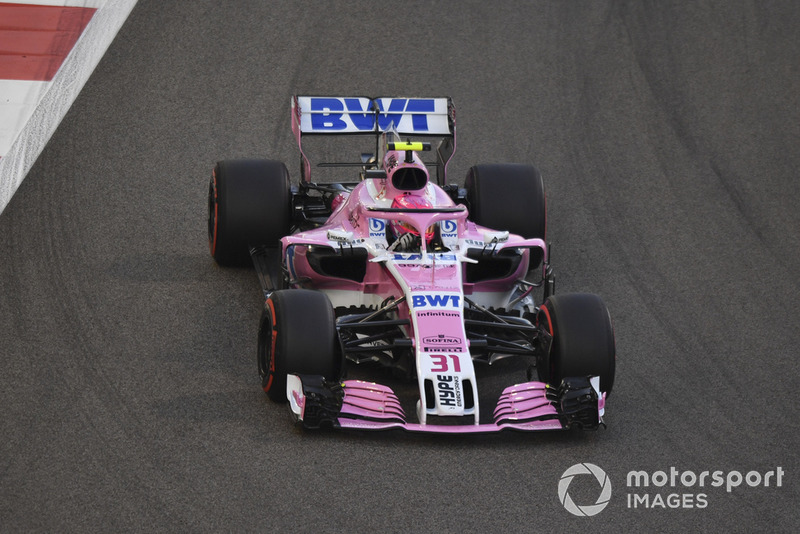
[258,290,340,403]
[538,293,616,394]
[209,159,291,267]
[465,163,546,241]
[466,163,546,268]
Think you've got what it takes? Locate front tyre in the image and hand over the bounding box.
[537,293,615,395]
[258,290,341,403]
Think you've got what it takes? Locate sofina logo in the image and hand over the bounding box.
[558,463,612,517]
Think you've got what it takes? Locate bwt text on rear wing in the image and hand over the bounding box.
[291,95,456,183]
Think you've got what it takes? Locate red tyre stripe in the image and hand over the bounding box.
[539,304,554,337]
[263,298,278,392]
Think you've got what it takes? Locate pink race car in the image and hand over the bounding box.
[207,96,616,433]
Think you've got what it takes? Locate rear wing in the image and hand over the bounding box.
[291,96,456,184]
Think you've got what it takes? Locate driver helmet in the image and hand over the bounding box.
[389,194,436,244]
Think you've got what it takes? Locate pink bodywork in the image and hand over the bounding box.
[279,152,555,428]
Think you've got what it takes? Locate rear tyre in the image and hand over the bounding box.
[465,163,546,268]
[208,159,291,267]
[258,290,341,403]
[537,293,615,394]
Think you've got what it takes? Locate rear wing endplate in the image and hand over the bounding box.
[291,96,456,184]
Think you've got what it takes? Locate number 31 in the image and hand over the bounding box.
[430,354,461,373]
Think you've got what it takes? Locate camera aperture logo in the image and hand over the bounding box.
[558,463,612,516]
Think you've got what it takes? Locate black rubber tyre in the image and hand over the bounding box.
[208,159,291,267]
[465,164,546,267]
[537,293,615,394]
[465,164,547,238]
[257,289,341,403]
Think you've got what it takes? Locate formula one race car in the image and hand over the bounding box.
[207,96,615,434]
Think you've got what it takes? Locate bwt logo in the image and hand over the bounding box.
[411,294,461,309]
[368,218,385,237]
[440,219,458,237]
[310,98,437,132]
[391,253,458,261]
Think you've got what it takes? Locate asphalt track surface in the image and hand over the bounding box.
[2,1,799,531]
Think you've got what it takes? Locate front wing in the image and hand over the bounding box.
[286,374,606,434]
